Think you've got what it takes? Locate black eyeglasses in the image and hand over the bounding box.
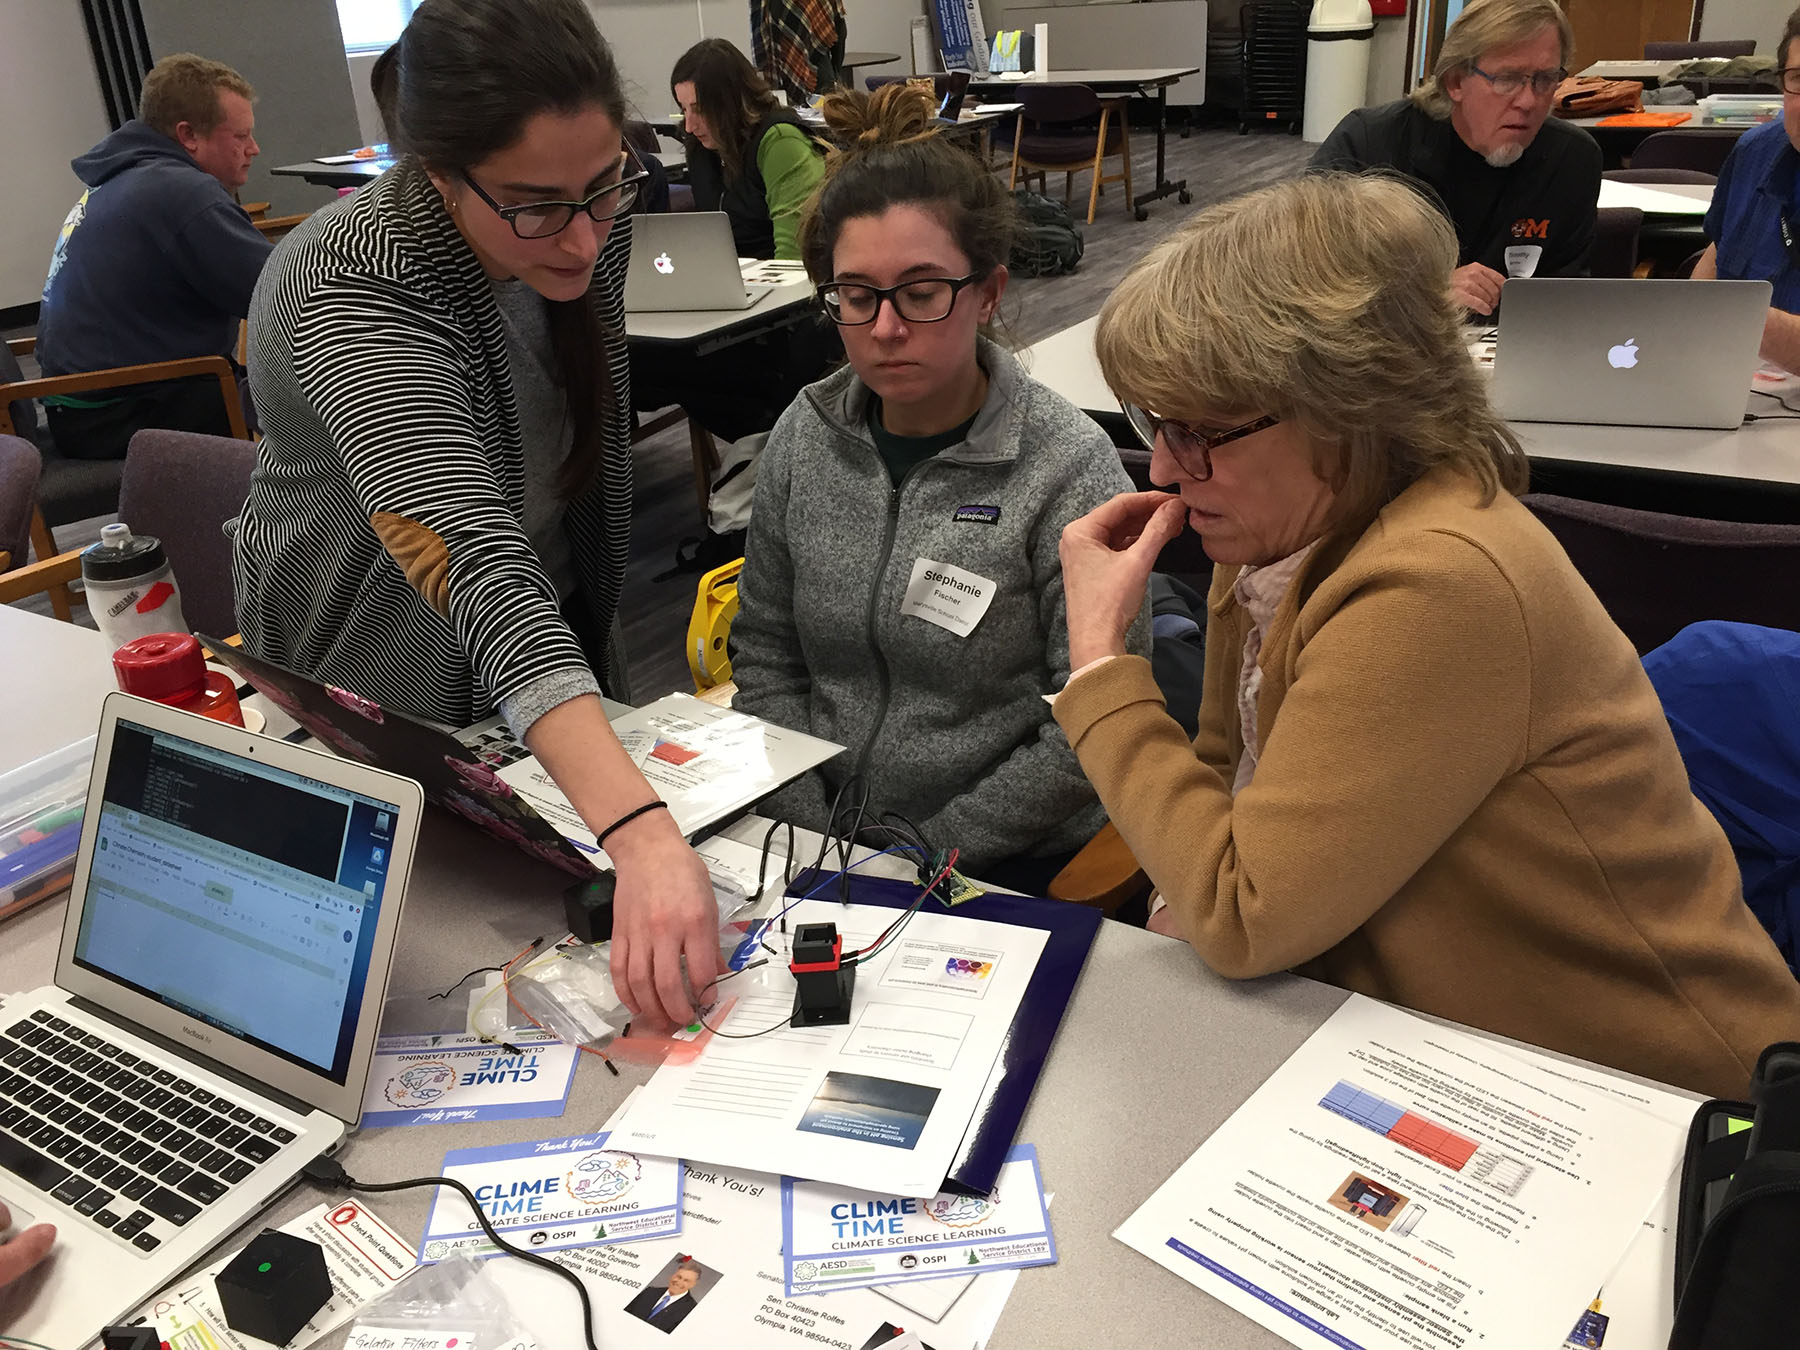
[818,273,987,326]
[459,152,648,239]
[1123,404,1278,481]
[1465,62,1566,99]
[1778,67,1800,96]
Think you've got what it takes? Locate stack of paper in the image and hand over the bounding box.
[609,899,1047,1198]
[1112,995,1694,1350]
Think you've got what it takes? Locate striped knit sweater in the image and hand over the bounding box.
[228,159,634,727]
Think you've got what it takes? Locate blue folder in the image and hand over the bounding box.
[782,868,1102,1197]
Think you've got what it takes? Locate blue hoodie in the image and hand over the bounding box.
[36,120,272,385]
[1644,621,1800,977]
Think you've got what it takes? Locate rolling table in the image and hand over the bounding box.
[0,606,1695,1348]
[839,50,901,80]
[271,157,390,191]
[966,67,1201,218]
[1568,115,1745,170]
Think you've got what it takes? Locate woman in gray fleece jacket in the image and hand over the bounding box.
[730,83,1148,888]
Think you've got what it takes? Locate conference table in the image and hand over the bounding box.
[1568,114,1746,170]
[966,67,1201,219]
[1022,313,1800,520]
[0,606,1693,1348]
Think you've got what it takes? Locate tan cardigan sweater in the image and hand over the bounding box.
[1055,468,1800,1099]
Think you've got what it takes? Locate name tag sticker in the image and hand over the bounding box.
[900,557,997,637]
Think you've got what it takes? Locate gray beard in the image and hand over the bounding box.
[1485,143,1525,168]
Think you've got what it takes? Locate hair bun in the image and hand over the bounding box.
[819,81,939,159]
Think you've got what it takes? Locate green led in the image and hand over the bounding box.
[258,1261,272,1273]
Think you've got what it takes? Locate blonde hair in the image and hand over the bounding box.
[1412,0,1573,119]
[1095,173,1528,532]
[140,53,254,139]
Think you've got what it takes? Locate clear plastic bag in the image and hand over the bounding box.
[343,1252,535,1349]
[492,884,765,1061]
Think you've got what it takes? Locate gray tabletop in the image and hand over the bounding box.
[965,67,1200,92]
[0,607,1348,1347]
[1020,315,1800,488]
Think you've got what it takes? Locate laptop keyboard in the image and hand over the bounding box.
[0,1010,297,1254]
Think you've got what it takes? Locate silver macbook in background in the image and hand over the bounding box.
[1490,278,1772,430]
[0,693,422,1349]
[625,211,773,312]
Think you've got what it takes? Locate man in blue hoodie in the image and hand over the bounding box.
[36,53,273,459]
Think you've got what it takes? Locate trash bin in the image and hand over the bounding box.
[1302,0,1375,142]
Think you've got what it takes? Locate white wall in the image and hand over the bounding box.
[1,0,112,312]
[347,50,383,146]
[1698,0,1789,52]
[1368,16,1409,104]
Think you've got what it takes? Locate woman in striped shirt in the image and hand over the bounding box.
[229,0,719,1025]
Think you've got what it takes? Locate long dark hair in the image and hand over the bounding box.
[372,0,623,498]
[803,84,1016,310]
[670,38,779,181]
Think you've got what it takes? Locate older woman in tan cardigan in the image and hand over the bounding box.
[1054,172,1800,1100]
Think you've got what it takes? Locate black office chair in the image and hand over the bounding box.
[1590,206,1644,279]
[1603,167,1718,185]
[1630,129,1743,176]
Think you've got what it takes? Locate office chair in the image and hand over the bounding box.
[1629,129,1744,176]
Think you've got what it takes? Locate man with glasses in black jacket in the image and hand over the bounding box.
[1309,0,1601,317]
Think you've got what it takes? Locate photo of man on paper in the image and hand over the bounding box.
[624,1257,716,1333]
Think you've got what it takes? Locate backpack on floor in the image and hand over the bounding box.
[1010,190,1084,278]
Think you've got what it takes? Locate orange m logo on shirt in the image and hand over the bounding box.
[1511,218,1550,239]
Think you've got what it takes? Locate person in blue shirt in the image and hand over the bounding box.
[36,53,272,459]
[1694,6,1800,370]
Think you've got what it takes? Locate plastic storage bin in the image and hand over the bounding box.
[0,736,96,917]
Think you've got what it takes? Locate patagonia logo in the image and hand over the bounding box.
[1510,218,1549,240]
[953,504,1000,525]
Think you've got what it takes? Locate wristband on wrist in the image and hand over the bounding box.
[595,799,670,847]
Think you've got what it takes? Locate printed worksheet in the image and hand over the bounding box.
[486,1161,1019,1350]
[611,901,1046,1197]
[497,695,842,861]
[1114,995,1688,1350]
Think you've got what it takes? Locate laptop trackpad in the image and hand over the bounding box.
[0,1192,41,1238]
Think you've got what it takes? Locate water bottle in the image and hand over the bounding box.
[81,522,188,650]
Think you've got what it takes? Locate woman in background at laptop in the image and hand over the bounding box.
[729,82,1146,892]
[1052,171,1800,1099]
[673,38,825,262]
[632,39,836,560]
[228,0,718,1027]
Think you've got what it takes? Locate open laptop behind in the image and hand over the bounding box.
[1490,278,1772,430]
[0,693,421,1348]
[625,212,774,312]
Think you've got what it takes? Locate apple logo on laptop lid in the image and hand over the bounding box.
[1607,338,1639,370]
[653,252,674,275]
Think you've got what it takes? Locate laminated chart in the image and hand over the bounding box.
[1320,1080,1534,1194]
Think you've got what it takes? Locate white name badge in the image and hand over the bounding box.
[900,557,997,637]
[1504,244,1542,278]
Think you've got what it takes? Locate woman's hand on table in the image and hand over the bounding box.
[607,814,721,1030]
[1060,491,1188,670]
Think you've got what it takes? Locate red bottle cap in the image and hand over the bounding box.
[114,632,207,704]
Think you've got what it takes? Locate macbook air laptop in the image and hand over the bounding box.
[0,693,421,1348]
[625,212,775,312]
[1490,278,1772,430]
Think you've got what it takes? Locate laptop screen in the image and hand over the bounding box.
[71,718,401,1087]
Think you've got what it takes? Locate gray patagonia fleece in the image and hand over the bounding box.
[731,337,1150,871]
